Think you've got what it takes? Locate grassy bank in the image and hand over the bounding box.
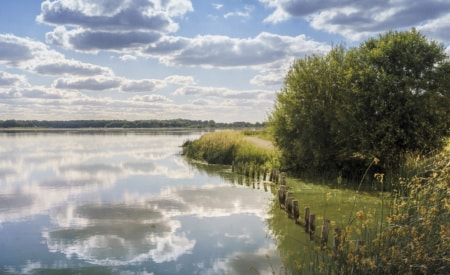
[182,130,279,167]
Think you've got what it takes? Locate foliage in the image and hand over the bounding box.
[269,29,450,179]
[182,131,277,166]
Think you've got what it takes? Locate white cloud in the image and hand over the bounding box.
[121,79,162,92]
[164,75,196,86]
[417,13,450,42]
[212,3,223,10]
[261,0,450,41]
[0,33,114,76]
[130,94,172,103]
[53,76,122,91]
[149,32,329,68]
[37,0,183,32]
[38,0,194,52]
[0,71,28,86]
[119,54,137,61]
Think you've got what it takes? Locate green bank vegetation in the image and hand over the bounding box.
[182,130,279,168]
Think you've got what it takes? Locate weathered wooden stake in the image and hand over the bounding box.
[309,214,315,241]
[292,200,299,224]
[280,172,286,185]
[321,219,330,249]
[263,168,267,181]
[245,163,250,177]
[304,207,310,232]
[278,186,286,209]
[285,192,293,215]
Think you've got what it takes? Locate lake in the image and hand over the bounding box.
[0,130,281,274]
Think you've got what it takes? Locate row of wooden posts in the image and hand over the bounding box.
[278,181,335,250]
[232,163,346,252]
[231,161,281,183]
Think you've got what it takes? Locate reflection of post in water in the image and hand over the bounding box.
[278,185,286,209]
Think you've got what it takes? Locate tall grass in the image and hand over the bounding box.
[270,151,449,274]
[182,130,278,167]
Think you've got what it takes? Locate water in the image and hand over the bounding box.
[0,130,280,274]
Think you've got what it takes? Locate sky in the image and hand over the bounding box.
[0,0,449,123]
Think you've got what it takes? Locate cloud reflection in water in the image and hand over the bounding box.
[0,131,280,274]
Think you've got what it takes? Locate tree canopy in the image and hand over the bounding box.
[269,29,450,178]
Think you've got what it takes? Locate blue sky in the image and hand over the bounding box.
[1,0,449,123]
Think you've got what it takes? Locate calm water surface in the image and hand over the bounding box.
[0,130,280,274]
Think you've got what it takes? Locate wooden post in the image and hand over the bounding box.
[231,161,235,173]
[321,219,330,249]
[285,192,293,215]
[293,200,299,224]
[245,163,250,177]
[280,172,286,185]
[263,168,267,181]
[269,168,273,182]
[309,214,315,241]
[304,207,310,232]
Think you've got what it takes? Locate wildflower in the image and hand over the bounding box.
[356,210,365,221]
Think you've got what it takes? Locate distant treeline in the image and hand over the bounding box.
[0,119,264,129]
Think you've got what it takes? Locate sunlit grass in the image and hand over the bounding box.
[182,130,278,167]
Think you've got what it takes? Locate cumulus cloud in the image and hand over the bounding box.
[38,0,193,52]
[174,85,274,101]
[148,32,329,68]
[46,27,162,52]
[130,94,172,103]
[0,71,28,86]
[164,75,196,86]
[53,76,122,91]
[37,0,183,32]
[224,6,253,19]
[261,0,450,41]
[34,59,113,76]
[0,34,113,77]
[121,79,160,92]
[119,54,137,61]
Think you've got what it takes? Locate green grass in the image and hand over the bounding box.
[182,130,278,167]
[242,128,274,143]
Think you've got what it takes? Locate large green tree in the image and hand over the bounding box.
[270,29,450,176]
